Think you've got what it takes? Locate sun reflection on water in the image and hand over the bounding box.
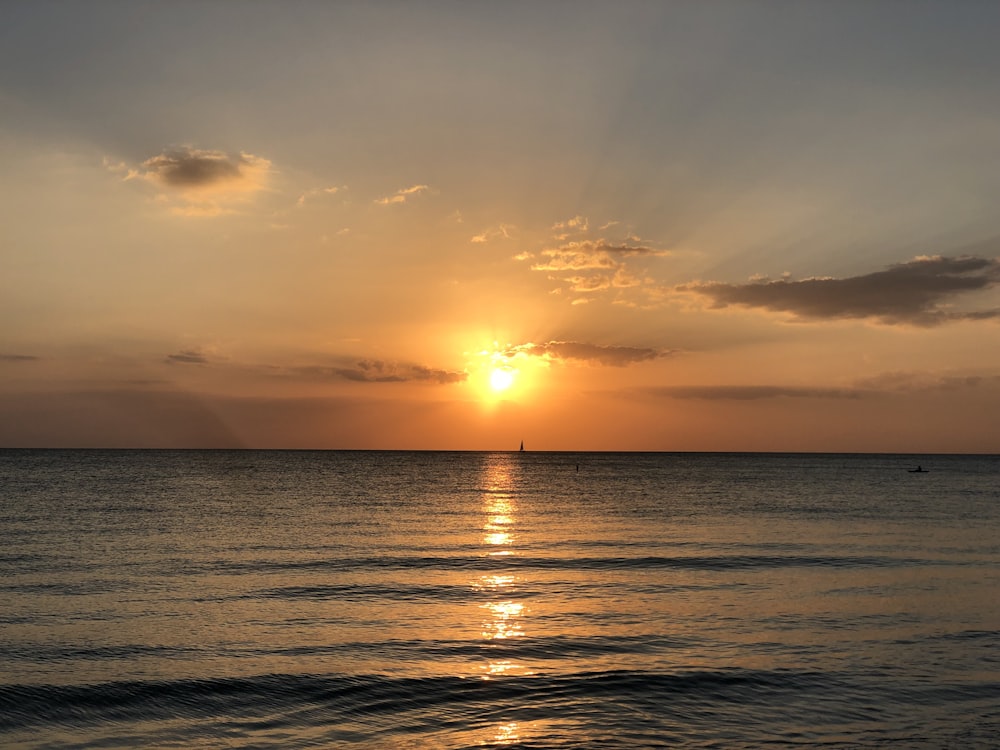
[490,721,520,745]
[482,600,525,640]
[483,498,515,552]
[474,454,532,692]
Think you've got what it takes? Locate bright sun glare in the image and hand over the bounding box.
[489,368,515,392]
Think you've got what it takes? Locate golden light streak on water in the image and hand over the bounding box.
[476,454,532,679]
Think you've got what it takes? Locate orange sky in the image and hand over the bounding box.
[2,2,1000,451]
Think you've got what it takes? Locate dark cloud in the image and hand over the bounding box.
[0,390,245,448]
[683,255,1000,326]
[639,373,1000,401]
[165,350,209,365]
[505,341,669,367]
[145,150,237,186]
[853,371,1000,393]
[136,147,269,188]
[161,350,465,384]
[0,353,39,362]
[0,390,469,450]
[294,360,467,384]
[642,385,864,401]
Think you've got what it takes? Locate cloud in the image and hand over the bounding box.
[642,385,864,401]
[161,348,465,385]
[471,224,515,244]
[530,238,668,304]
[129,147,270,192]
[165,350,209,365]
[682,255,1000,326]
[565,267,643,293]
[0,390,246,448]
[121,146,271,216]
[551,215,589,238]
[297,186,345,207]
[852,371,1000,393]
[375,184,429,206]
[292,360,466,384]
[502,341,670,367]
[638,372,1000,401]
[532,239,668,272]
[552,215,588,231]
[0,353,40,362]
[565,275,613,293]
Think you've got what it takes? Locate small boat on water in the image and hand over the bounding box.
[519,440,524,452]
[908,466,928,473]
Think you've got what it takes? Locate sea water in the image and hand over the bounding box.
[1,450,998,748]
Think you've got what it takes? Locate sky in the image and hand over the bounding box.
[2,0,1000,451]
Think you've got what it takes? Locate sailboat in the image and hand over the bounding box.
[519,440,524,452]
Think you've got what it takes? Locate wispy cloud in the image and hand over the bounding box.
[375,184,429,206]
[165,350,210,365]
[528,237,669,305]
[471,224,515,244]
[551,215,589,239]
[0,353,40,362]
[682,255,1000,326]
[502,341,671,367]
[296,185,345,207]
[532,239,668,272]
[564,267,643,293]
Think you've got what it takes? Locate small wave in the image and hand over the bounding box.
[1,644,202,664]
[262,633,695,663]
[932,629,1000,643]
[0,552,48,567]
[0,579,133,596]
[249,582,505,602]
[211,553,910,576]
[0,667,839,732]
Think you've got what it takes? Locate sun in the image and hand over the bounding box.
[467,341,533,401]
[489,368,515,392]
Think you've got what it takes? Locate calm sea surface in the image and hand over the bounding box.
[1,450,998,748]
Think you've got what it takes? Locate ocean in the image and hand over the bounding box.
[1,450,998,748]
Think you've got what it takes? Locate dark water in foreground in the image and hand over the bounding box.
[1,450,998,748]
